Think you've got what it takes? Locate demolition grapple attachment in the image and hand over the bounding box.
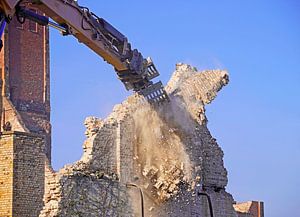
[139,81,169,104]
[117,57,169,104]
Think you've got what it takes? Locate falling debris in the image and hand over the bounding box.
[132,100,193,204]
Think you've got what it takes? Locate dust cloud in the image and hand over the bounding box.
[132,98,195,202]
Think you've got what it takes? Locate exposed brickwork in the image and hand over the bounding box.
[40,167,133,217]
[40,64,241,217]
[147,188,236,217]
[0,134,13,217]
[0,7,51,160]
[0,132,45,217]
[12,132,45,217]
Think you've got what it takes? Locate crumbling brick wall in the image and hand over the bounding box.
[40,64,239,217]
[40,165,133,217]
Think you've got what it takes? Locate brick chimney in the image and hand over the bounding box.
[0,8,51,161]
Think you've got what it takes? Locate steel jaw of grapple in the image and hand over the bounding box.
[139,57,169,104]
[138,81,169,105]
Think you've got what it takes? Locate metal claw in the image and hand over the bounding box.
[139,81,169,104]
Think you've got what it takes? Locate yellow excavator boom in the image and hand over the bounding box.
[0,0,168,103]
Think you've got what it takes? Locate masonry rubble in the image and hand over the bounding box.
[40,63,252,217]
[234,201,264,217]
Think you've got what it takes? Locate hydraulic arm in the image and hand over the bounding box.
[0,0,168,103]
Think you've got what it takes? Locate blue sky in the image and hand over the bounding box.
[50,1,300,216]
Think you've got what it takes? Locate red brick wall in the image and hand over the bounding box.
[7,11,49,115]
[0,8,51,160]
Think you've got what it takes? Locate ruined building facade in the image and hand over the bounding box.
[0,11,263,217]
